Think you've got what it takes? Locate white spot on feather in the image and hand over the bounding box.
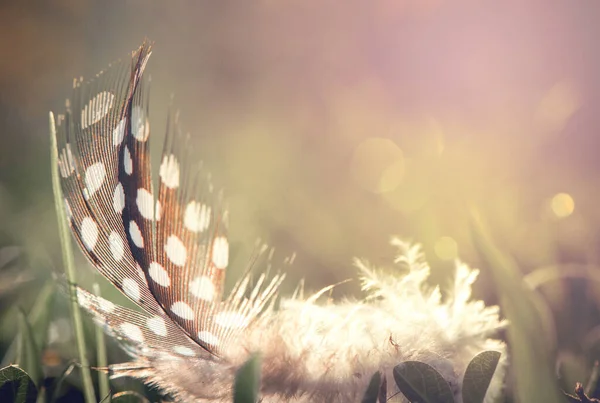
[81,91,114,129]
[171,301,194,320]
[198,331,219,346]
[112,118,126,146]
[119,322,144,343]
[58,144,75,178]
[165,235,187,267]
[113,183,125,213]
[123,146,133,175]
[129,221,144,248]
[184,201,211,233]
[80,217,98,251]
[211,236,229,269]
[84,162,106,198]
[147,316,168,337]
[98,297,116,313]
[136,188,154,220]
[149,262,170,287]
[131,106,149,141]
[108,231,125,261]
[189,276,215,301]
[122,278,140,301]
[173,346,196,357]
[159,154,180,189]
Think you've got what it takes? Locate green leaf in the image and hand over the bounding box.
[393,361,455,403]
[0,365,38,403]
[362,371,382,403]
[15,309,41,388]
[233,354,262,403]
[462,351,501,403]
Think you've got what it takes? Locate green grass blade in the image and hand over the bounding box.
[49,111,96,403]
[35,383,46,403]
[25,281,55,355]
[15,308,41,388]
[1,281,55,367]
[49,360,76,403]
[93,283,110,401]
[585,361,599,396]
[470,210,563,403]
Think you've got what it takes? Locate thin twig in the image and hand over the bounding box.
[575,382,600,403]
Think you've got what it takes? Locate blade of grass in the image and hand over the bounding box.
[93,283,110,401]
[49,360,76,403]
[16,308,41,387]
[470,209,562,403]
[1,281,55,367]
[49,111,96,403]
[26,281,54,354]
[585,361,599,397]
[35,384,46,403]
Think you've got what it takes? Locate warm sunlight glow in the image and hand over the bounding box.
[534,80,581,134]
[551,193,575,218]
[383,183,430,214]
[350,137,405,194]
[434,236,458,260]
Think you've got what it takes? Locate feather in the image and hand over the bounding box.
[53,42,507,403]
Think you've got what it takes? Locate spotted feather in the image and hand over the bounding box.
[55,41,281,363]
[55,45,165,315]
[52,42,508,403]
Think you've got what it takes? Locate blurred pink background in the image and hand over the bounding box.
[1,3,600,367]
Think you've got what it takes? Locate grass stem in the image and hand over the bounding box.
[49,112,96,403]
[93,283,110,401]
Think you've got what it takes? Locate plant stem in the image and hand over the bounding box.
[49,112,96,403]
[93,283,110,401]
